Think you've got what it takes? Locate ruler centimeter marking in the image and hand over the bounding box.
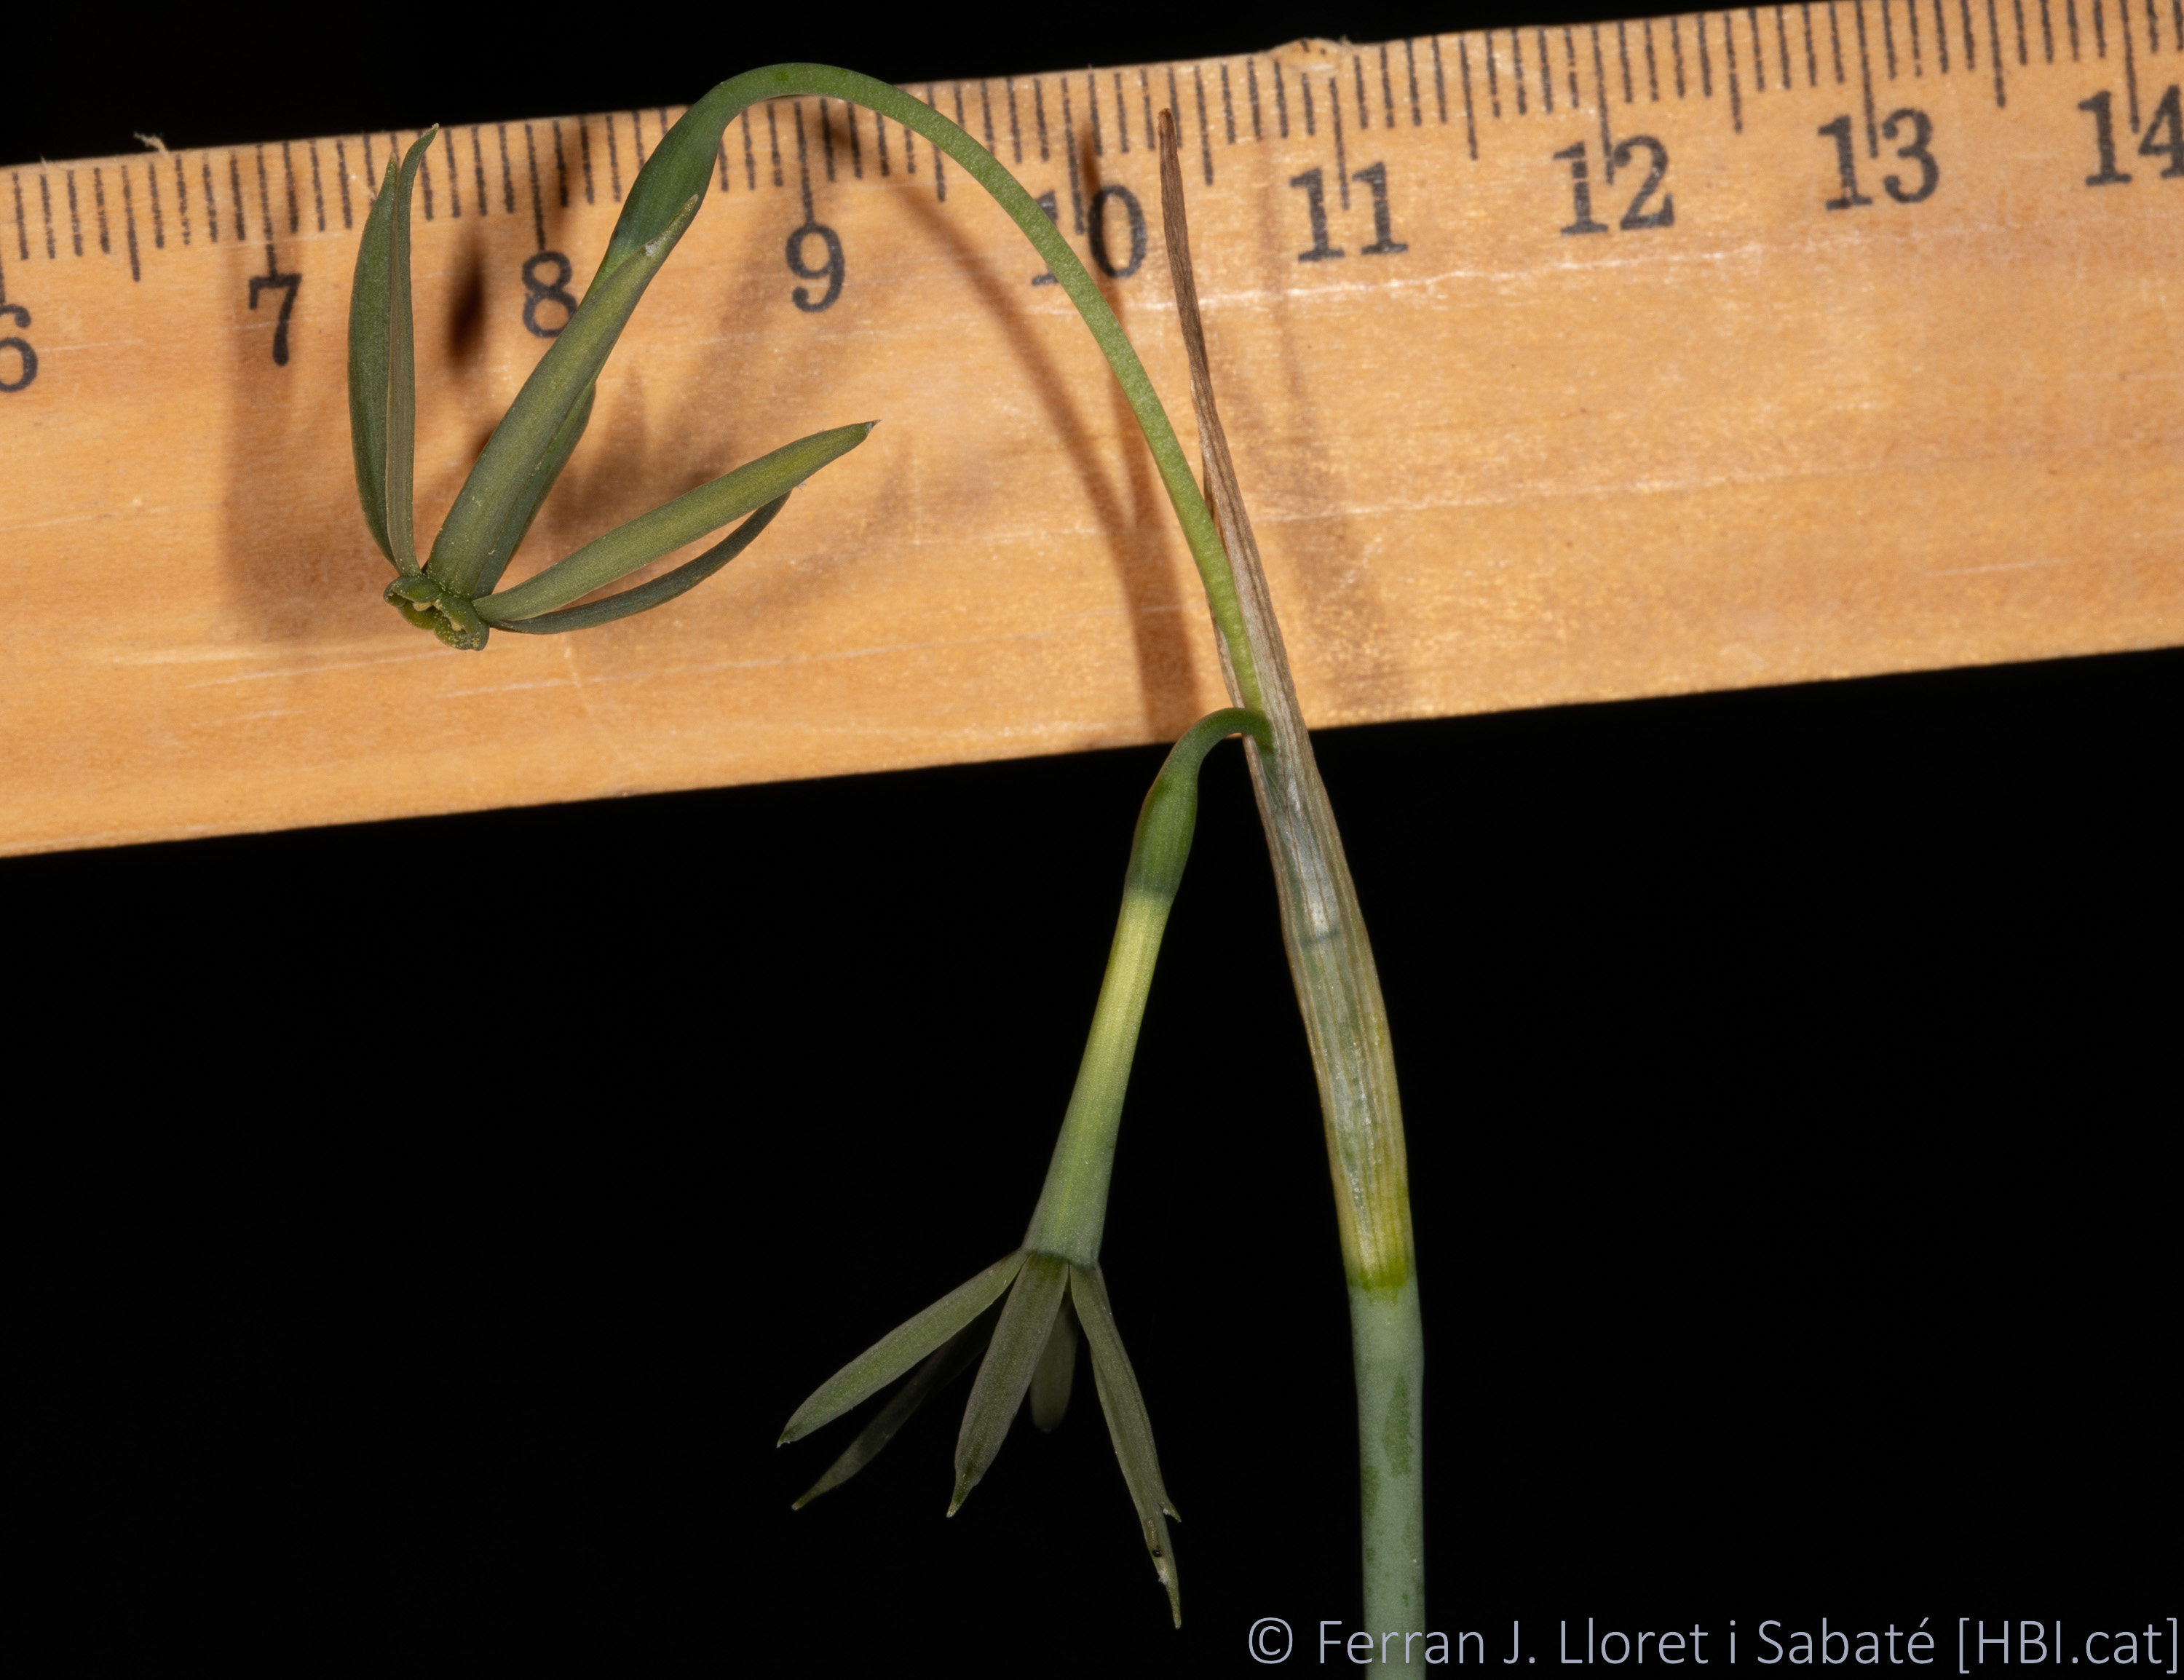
[4,4,2181,324]
[1,12,2178,856]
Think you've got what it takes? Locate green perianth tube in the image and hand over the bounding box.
[1020,708,1271,1269]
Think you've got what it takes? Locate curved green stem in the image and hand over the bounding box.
[1021,708,1271,1266]
[560,64,1266,713]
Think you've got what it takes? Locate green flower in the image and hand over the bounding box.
[779,707,1272,1628]
[347,127,869,649]
[780,1250,1182,1624]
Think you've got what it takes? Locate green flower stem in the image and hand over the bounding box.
[1021,708,1270,1267]
[1348,1277,1425,1656]
[1154,116,1422,1660]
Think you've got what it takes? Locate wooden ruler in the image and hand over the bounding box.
[2,12,2178,855]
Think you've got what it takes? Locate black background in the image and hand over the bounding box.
[9,4,2176,1676]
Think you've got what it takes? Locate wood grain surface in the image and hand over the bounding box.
[3,17,2178,855]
